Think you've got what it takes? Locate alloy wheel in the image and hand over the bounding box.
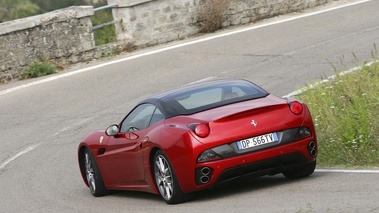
[84,151,96,194]
[154,154,174,201]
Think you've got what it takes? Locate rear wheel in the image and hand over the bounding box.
[83,149,107,196]
[153,150,187,204]
[283,160,316,179]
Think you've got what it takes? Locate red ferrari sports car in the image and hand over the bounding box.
[78,79,317,204]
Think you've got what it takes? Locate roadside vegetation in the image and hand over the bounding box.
[296,54,379,168]
[199,0,230,33]
[19,61,56,79]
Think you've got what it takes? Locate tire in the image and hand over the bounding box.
[153,150,187,204]
[83,148,108,197]
[282,160,316,179]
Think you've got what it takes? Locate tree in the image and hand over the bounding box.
[0,0,39,22]
[31,0,91,13]
[0,0,108,22]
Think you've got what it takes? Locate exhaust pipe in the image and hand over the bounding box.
[196,167,212,185]
[201,167,210,175]
[308,141,317,157]
[200,176,210,184]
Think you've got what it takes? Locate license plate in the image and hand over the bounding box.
[237,133,278,150]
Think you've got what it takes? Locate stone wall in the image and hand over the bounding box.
[0,0,337,83]
[108,0,333,47]
[0,6,97,83]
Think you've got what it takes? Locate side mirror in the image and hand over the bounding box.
[105,124,120,136]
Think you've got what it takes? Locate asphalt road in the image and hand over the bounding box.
[1,0,379,212]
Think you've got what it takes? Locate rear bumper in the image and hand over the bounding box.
[214,152,311,188]
[188,137,316,192]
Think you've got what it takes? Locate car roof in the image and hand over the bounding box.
[138,79,269,118]
[140,79,261,104]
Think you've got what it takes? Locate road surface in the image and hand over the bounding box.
[1,0,378,212]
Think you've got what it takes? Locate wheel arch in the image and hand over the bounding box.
[151,148,189,204]
[149,147,161,167]
[78,145,90,187]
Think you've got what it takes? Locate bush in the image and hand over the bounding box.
[20,61,56,79]
[199,0,230,33]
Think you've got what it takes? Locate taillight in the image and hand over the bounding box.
[197,149,221,163]
[294,127,312,140]
[289,101,303,115]
[188,123,210,138]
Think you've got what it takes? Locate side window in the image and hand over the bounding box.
[149,108,165,127]
[120,104,156,132]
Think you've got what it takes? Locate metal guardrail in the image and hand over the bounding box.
[92,3,119,30]
[94,3,118,12]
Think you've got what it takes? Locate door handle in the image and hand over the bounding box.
[142,136,149,143]
[138,136,149,148]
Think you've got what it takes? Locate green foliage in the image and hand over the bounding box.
[20,61,56,79]
[91,9,117,45]
[31,0,88,13]
[0,0,39,22]
[93,24,117,45]
[0,0,93,22]
[298,60,379,168]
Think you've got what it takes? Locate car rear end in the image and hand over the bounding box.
[157,79,317,193]
[187,95,317,190]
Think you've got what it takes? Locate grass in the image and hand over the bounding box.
[19,60,56,79]
[91,9,117,46]
[296,58,379,168]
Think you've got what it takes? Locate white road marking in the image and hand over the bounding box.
[0,118,93,171]
[316,169,379,174]
[0,143,40,170]
[0,0,372,97]
[51,117,93,137]
[283,60,377,98]
[186,76,217,85]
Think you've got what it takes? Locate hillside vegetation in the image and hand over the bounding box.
[297,56,379,168]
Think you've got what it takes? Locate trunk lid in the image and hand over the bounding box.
[189,95,305,147]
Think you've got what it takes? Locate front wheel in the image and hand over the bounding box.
[153,150,187,204]
[283,160,316,179]
[83,148,108,197]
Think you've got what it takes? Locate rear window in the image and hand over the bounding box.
[159,81,268,115]
[176,88,223,109]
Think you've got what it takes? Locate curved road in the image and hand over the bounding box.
[1,0,379,212]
